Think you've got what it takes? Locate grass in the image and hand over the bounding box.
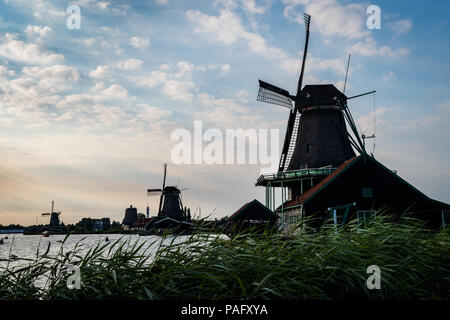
[0,215,449,300]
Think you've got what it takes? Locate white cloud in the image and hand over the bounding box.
[129,36,150,49]
[438,101,450,112]
[102,84,129,99]
[241,0,272,15]
[137,104,172,122]
[186,9,288,60]
[348,38,410,58]
[134,62,207,101]
[0,33,64,65]
[388,19,413,37]
[24,25,52,42]
[89,65,112,79]
[114,58,143,70]
[78,38,97,46]
[283,0,368,39]
[0,65,16,76]
[280,55,345,76]
[382,71,395,84]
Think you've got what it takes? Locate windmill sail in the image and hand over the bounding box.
[278,13,311,172]
[296,13,311,96]
[257,80,293,109]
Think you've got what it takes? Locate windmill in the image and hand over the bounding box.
[41,201,61,227]
[255,13,375,211]
[147,163,186,219]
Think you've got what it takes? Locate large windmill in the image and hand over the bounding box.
[256,14,375,214]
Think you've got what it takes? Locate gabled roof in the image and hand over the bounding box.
[229,199,280,221]
[280,155,450,211]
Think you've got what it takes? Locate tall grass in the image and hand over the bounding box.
[1,216,449,300]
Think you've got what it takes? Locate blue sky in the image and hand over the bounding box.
[0,0,449,225]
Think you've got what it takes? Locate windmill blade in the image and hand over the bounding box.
[296,13,311,97]
[147,188,162,196]
[162,163,167,189]
[257,80,293,110]
[158,163,168,215]
[278,110,301,172]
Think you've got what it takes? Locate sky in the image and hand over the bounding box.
[0,0,449,226]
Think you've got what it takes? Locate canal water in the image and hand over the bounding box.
[0,233,225,289]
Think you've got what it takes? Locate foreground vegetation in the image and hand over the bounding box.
[1,216,449,300]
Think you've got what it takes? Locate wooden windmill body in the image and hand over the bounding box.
[255,14,369,218]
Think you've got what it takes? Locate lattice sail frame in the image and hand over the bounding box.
[257,85,293,110]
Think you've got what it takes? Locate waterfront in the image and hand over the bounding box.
[0,233,198,270]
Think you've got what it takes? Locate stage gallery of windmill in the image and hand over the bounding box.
[245,13,450,232]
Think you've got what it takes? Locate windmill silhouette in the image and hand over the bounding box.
[41,201,61,227]
[256,13,375,211]
[147,163,189,219]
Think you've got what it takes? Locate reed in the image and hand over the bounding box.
[1,215,449,300]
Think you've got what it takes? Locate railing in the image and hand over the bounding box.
[257,167,336,184]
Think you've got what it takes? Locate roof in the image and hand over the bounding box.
[280,156,359,210]
[280,155,450,211]
[296,84,347,109]
[229,199,280,221]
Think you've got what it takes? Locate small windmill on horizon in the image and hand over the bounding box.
[41,200,62,227]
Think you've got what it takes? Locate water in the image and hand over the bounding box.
[0,233,192,268]
[1,233,224,290]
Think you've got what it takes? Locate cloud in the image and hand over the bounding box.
[114,58,143,70]
[0,33,64,65]
[186,9,289,61]
[135,62,205,101]
[348,38,410,58]
[89,65,112,79]
[102,84,129,99]
[280,55,346,76]
[77,38,97,46]
[388,19,413,37]
[129,36,150,49]
[209,64,231,75]
[283,0,410,60]
[24,25,52,42]
[241,0,272,15]
[438,101,450,112]
[283,0,368,39]
[382,71,395,84]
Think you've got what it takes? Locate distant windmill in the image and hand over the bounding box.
[147,163,186,219]
[41,201,61,227]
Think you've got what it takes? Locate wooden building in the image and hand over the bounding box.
[227,199,280,235]
[254,13,450,232]
[278,155,450,231]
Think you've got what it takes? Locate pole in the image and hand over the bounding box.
[343,53,351,94]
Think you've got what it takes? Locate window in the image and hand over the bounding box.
[306,144,312,153]
[442,210,450,229]
[357,210,376,229]
[361,187,373,198]
[327,203,356,230]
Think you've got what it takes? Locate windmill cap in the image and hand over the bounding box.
[163,186,181,194]
[297,84,347,108]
